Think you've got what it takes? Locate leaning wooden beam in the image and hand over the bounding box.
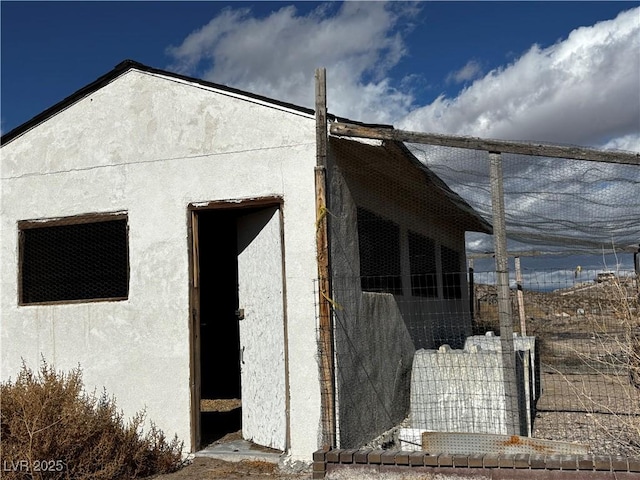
[330,122,640,165]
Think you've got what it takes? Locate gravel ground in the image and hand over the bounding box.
[533,371,640,456]
[533,410,640,456]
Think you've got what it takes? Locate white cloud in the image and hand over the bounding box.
[399,7,640,150]
[446,60,483,85]
[600,133,640,153]
[404,8,640,256]
[166,3,639,255]
[167,4,638,152]
[167,2,418,124]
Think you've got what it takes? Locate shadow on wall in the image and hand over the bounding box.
[333,291,415,448]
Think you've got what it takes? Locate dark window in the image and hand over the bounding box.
[408,231,438,297]
[441,245,462,299]
[20,216,129,304]
[357,207,402,295]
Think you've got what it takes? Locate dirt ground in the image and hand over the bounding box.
[149,457,311,480]
[148,426,311,480]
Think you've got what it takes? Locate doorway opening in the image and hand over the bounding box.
[197,209,242,446]
[191,200,288,452]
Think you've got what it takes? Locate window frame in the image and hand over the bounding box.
[18,212,130,306]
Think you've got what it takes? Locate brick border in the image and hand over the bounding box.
[312,448,640,479]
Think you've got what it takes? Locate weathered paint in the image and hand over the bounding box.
[1,69,320,460]
[237,207,287,450]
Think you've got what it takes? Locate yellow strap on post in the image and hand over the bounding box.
[316,205,330,230]
[321,288,343,311]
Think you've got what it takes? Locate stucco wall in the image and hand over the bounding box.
[1,69,321,460]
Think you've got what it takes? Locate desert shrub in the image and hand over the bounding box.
[555,276,640,455]
[0,360,185,480]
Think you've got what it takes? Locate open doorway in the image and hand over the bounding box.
[197,210,242,446]
[191,200,288,452]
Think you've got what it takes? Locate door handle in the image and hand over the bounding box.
[235,309,245,320]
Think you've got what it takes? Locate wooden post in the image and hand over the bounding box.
[468,258,475,323]
[316,69,328,169]
[489,152,522,436]
[514,257,532,436]
[635,245,640,294]
[515,256,526,336]
[315,68,336,448]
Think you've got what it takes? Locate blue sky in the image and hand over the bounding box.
[2,1,638,137]
[2,1,639,283]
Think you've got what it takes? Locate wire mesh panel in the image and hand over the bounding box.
[471,265,640,455]
[19,216,129,304]
[324,137,494,448]
[320,132,639,456]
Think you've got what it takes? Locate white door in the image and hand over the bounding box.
[237,206,287,451]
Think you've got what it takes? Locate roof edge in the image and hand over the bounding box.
[385,139,493,234]
[2,59,391,146]
[2,60,137,145]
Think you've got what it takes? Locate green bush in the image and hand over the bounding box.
[0,360,185,479]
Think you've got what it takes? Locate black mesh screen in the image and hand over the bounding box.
[441,245,462,299]
[408,230,438,297]
[20,218,129,304]
[357,207,402,294]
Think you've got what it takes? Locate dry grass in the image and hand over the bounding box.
[0,360,186,480]
[566,277,640,454]
[534,277,640,454]
[474,275,640,455]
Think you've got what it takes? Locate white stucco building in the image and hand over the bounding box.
[1,61,490,461]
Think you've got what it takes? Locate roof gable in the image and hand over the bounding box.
[1,60,319,145]
[1,67,322,179]
[2,59,394,147]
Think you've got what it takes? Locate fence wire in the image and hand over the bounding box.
[320,135,640,456]
[474,266,639,456]
[411,144,640,254]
